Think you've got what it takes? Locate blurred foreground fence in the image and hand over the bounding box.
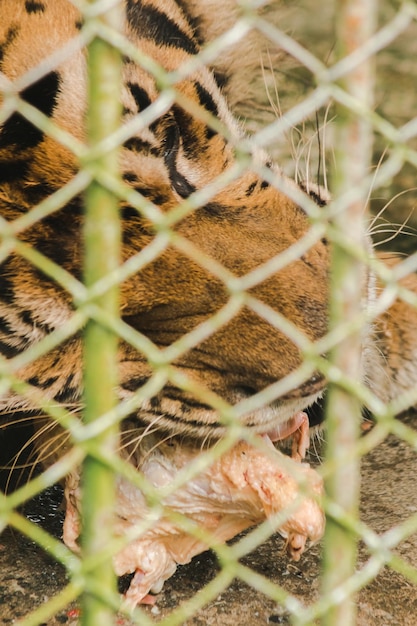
[1,0,417,625]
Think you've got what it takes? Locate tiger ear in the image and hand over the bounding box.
[180,1,282,117]
[299,181,330,208]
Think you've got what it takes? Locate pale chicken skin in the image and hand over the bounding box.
[63,423,324,607]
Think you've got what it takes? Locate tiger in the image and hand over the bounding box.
[0,0,416,476]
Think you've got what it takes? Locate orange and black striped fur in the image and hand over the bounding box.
[0,0,416,463]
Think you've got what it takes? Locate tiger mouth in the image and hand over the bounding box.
[125,370,327,441]
[131,383,325,444]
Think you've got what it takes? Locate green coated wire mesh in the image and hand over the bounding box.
[1,1,417,625]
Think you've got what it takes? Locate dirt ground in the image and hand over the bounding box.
[1,412,417,625]
[1,1,417,625]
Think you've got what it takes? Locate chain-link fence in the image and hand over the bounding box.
[1,0,417,625]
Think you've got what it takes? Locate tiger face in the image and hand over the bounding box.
[0,0,331,442]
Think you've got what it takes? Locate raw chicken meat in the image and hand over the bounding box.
[63,418,324,607]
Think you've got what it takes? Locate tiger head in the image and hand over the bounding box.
[0,0,331,441]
